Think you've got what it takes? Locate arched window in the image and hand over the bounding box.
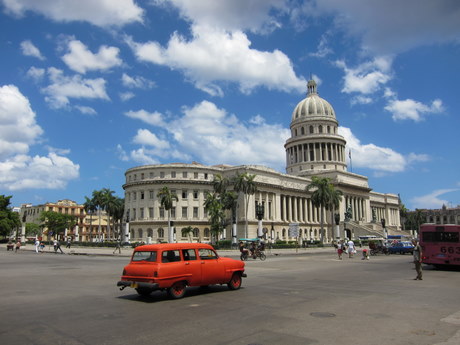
[193,228,199,237]
[319,125,323,133]
[309,125,314,134]
[327,126,330,133]
[204,228,210,238]
[158,228,164,238]
[147,228,153,237]
[301,127,305,135]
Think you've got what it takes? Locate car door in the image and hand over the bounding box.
[181,248,202,286]
[197,248,225,285]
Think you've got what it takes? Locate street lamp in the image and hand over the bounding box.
[256,202,264,238]
[381,218,387,239]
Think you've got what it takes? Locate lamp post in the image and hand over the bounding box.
[124,210,130,244]
[256,202,264,238]
[334,213,340,240]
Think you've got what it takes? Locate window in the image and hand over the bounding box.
[162,250,181,263]
[182,207,188,218]
[182,249,197,261]
[132,192,136,201]
[171,171,176,178]
[422,231,459,243]
[319,125,323,133]
[309,125,314,134]
[149,172,154,178]
[132,209,136,220]
[134,174,137,181]
[193,228,199,237]
[204,173,208,179]
[140,191,144,200]
[160,172,165,178]
[193,190,198,199]
[159,207,165,219]
[132,251,157,262]
[149,190,154,199]
[301,127,305,135]
[194,172,198,179]
[193,207,198,218]
[148,207,154,218]
[198,248,217,260]
[158,228,164,238]
[204,228,210,237]
[182,171,187,178]
[182,190,187,199]
[171,207,176,218]
[140,208,144,219]
[141,173,144,180]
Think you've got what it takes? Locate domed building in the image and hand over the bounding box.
[122,80,402,244]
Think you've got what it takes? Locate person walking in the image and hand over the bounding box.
[35,238,40,253]
[412,239,423,280]
[337,240,344,260]
[66,238,71,249]
[15,240,21,253]
[347,239,355,258]
[113,240,122,254]
[54,239,64,254]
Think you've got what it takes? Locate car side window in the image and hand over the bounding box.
[132,251,157,262]
[198,248,218,260]
[182,249,197,261]
[162,250,181,263]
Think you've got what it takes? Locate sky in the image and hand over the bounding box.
[1,0,459,211]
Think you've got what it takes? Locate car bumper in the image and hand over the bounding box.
[117,281,160,290]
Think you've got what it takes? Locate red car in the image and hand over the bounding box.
[117,243,247,299]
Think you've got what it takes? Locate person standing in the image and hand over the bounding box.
[66,238,71,249]
[15,240,21,253]
[412,239,423,280]
[347,239,355,258]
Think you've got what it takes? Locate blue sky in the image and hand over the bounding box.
[1,0,459,211]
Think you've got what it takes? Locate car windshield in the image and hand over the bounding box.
[132,251,157,262]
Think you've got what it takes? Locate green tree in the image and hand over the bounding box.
[181,225,194,243]
[232,172,257,238]
[25,223,41,237]
[0,195,20,238]
[83,196,97,241]
[306,176,337,244]
[327,184,343,239]
[100,188,116,240]
[204,191,225,243]
[108,197,125,242]
[157,186,178,243]
[91,189,105,240]
[40,211,76,239]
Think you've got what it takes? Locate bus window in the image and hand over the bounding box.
[422,232,459,243]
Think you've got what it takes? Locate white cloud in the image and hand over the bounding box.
[121,73,155,89]
[124,109,166,126]
[133,129,170,149]
[385,97,444,122]
[293,0,460,55]
[3,0,144,27]
[119,92,135,101]
[127,26,306,96]
[42,67,109,108]
[0,85,43,159]
[336,57,392,95]
[75,105,97,115]
[339,126,420,173]
[20,40,45,60]
[153,0,287,33]
[26,67,45,81]
[62,40,122,74]
[0,153,79,190]
[309,34,333,58]
[410,188,459,209]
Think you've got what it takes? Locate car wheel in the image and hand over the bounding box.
[227,273,242,290]
[136,287,152,297]
[168,281,186,299]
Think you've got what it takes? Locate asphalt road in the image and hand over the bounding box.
[1,249,460,345]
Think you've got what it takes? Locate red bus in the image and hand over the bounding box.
[419,224,460,267]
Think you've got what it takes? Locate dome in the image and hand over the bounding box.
[291,80,336,121]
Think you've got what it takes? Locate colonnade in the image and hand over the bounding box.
[344,195,367,222]
[286,142,345,165]
[279,194,320,224]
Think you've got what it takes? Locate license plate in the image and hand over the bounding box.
[130,282,138,288]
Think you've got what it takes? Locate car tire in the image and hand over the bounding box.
[168,281,186,299]
[136,287,152,297]
[227,273,242,290]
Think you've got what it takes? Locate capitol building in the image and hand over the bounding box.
[123,80,401,244]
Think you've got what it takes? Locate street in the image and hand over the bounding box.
[1,248,460,345]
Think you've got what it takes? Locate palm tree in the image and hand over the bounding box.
[100,188,116,240]
[157,186,178,243]
[327,184,343,239]
[108,197,124,242]
[83,196,97,241]
[91,190,105,241]
[181,225,194,243]
[233,172,257,238]
[306,176,334,244]
[204,191,225,243]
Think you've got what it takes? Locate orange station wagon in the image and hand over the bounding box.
[117,243,247,299]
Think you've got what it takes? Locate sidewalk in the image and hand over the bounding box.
[1,243,336,258]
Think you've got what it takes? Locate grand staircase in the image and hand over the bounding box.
[343,220,412,239]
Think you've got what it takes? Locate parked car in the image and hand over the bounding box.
[387,241,414,255]
[117,243,246,299]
